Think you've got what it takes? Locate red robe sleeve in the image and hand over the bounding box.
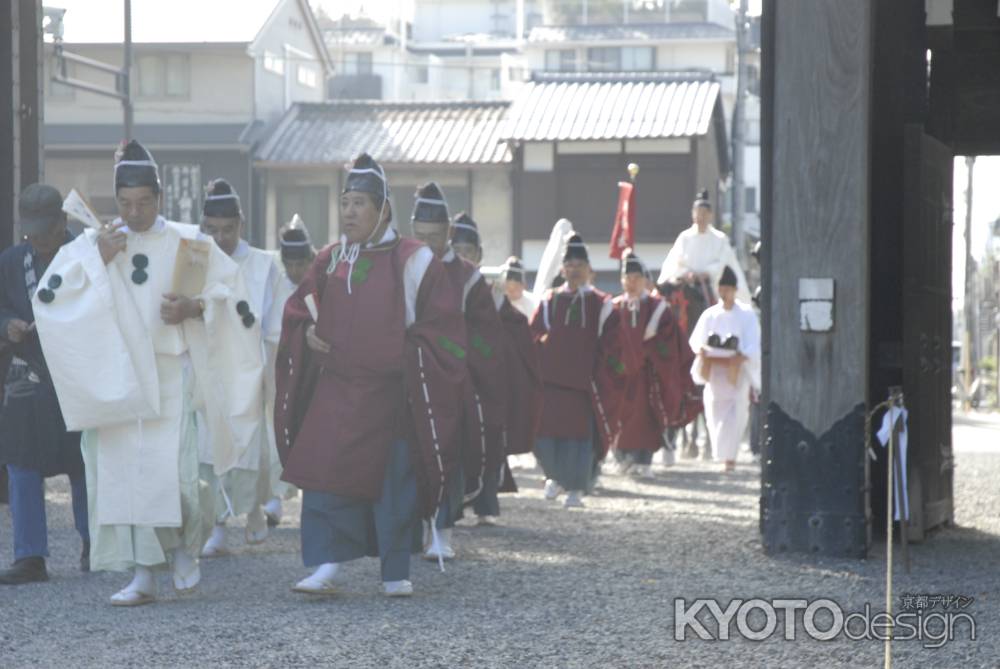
[659,290,704,427]
[274,245,333,467]
[590,298,627,459]
[462,276,510,495]
[405,257,468,519]
[643,297,686,430]
[499,297,543,456]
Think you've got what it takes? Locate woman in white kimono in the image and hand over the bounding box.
[33,141,264,606]
[688,266,761,472]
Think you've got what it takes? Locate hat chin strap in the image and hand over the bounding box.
[338,197,389,295]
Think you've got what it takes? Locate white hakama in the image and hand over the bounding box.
[688,301,761,462]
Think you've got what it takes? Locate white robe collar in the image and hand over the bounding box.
[118,216,166,236]
[369,226,396,248]
[232,239,250,261]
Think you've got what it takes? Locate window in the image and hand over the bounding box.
[622,46,655,71]
[343,52,373,76]
[587,47,655,72]
[412,65,429,84]
[297,64,318,88]
[137,54,189,99]
[726,44,737,74]
[545,49,576,72]
[264,50,284,75]
[508,66,525,83]
[490,68,501,91]
[587,47,620,72]
[745,187,757,214]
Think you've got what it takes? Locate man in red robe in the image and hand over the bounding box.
[492,257,544,497]
[530,234,623,509]
[450,214,541,525]
[411,188,506,559]
[275,155,466,597]
[611,250,686,477]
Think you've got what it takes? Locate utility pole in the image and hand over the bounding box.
[515,0,525,45]
[730,0,749,263]
[49,1,134,141]
[123,0,133,141]
[963,156,976,410]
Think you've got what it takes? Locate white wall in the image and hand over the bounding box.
[252,0,328,124]
[656,41,730,72]
[412,0,541,40]
[402,53,507,101]
[413,0,500,40]
[524,38,733,75]
[44,44,254,125]
[471,168,513,265]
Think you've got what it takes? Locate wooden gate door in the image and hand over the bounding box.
[901,125,955,539]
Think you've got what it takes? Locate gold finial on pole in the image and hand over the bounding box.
[627,162,640,181]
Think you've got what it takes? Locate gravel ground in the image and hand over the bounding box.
[1,416,998,668]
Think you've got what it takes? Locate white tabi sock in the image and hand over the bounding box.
[171,548,201,592]
[130,565,156,594]
[313,562,339,582]
[111,565,157,603]
[263,497,282,521]
[202,524,227,557]
[246,507,269,544]
[383,579,413,597]
[293,562,340,595]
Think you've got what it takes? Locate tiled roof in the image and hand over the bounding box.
[502,73,722,142]
[256,101,512,165]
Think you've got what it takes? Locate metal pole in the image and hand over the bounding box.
[883,386,903,669]
[963,157,976,410]
[515,0,525,44]
[122,0,133,141]
[731,0,749,263]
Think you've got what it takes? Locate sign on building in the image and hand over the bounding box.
[162,164,202,224]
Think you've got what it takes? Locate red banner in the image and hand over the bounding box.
[608,181,635,259]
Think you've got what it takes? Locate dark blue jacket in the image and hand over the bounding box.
[0,235,83,477]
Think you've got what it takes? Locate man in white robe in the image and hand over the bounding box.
[688,266,761,472]
[32,141,264,606]
[197,179,283,555]
[658,189,751,304]
[258,216,316,526]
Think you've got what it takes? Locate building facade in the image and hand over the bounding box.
[41,0,331,243]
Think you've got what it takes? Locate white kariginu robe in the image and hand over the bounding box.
[659,225,751,304]
[198,240,284,519]
[33,217,263,569]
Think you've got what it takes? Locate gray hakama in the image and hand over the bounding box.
[301,439,421,582]
[434,468,465,530]
[471,464,501,517]
[534,429,594,492]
